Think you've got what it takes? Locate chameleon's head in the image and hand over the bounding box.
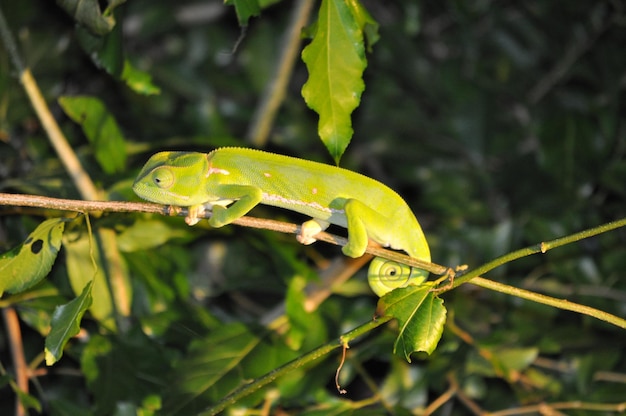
[133,151,209,206]
[367,258,428,297]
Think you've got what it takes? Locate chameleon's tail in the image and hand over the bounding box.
[367,257,429,297]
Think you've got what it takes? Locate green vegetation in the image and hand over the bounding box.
[1,1,625,414]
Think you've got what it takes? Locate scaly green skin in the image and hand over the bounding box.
[133,148,431,296]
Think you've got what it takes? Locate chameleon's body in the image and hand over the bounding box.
[133,148,430,296]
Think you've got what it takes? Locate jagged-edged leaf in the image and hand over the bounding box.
[45,281,93,365]
[0,218,65,296]
[58,95,127,174]
[224,0,260,26]
[301,0,371,162]
[345,0,380,51]
[377,284,447,361]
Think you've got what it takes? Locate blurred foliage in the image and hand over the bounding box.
[1,0,626,414]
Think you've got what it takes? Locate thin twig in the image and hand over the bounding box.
[2,308,28,416]
[470,277,626,329]
[247,0,316,146]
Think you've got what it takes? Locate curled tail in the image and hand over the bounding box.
[367,257,429,297]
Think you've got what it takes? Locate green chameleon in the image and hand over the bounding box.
[133,147,430,296]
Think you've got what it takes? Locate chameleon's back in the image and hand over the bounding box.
[208,148,430,262]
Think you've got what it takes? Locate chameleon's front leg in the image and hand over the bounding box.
[185,184,263,228]
[209,184,263,227]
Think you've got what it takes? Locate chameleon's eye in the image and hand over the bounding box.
[151,168,175,189]
[367,258,427,297]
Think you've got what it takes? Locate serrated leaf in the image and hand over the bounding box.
[301,0,369,162]
[0,218,65,296]
[58,95,127,174]
[224,0,260,26]
[345,0,380,52]
[45,281,93,365]
[377,284,447,361]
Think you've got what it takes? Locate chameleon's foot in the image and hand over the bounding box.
[185,205,205,226]
[297,219,329,245]
[341,243,366,258]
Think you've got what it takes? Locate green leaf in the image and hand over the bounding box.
[162,323,261,415]
[377,284,447,361]
[56,0,124,36]
[45,281,93,365]
[74,9,125,77]
[122,60,161,96]
[58,95,127,174]
[12,383,42,413]
[75,18,160,94]
[224,0,261,26]
[80,330,170,415]
[117,219,192,252]
[284,275,327,350]
[0,218,65,296]
[162,323,296,415]
[301,0,371,162]
[63,231,117,331]
[344,0,380,52]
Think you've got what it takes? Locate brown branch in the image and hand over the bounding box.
[0,192,447,275]
[2,308,28,416]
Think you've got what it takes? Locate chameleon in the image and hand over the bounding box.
[132,147,431,296]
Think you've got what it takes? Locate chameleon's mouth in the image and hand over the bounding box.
[132,182,190,204]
